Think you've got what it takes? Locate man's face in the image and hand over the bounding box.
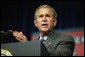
[34,8,57,32]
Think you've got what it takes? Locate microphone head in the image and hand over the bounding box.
[7,30,13,33]
[1,31,5,34]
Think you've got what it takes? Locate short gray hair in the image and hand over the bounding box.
[34,5,57,19]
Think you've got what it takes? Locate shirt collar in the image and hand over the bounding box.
[39,35,48,41]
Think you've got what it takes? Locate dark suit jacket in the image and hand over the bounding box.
[33,30,75,56]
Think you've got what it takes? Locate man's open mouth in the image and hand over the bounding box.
[41,24,48,27]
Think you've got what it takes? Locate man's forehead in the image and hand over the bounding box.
[36,8,53,15]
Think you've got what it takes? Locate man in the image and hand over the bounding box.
[13,5,75,56]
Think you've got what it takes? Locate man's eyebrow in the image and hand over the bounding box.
[39,14,43,17]
[46,14,51,16]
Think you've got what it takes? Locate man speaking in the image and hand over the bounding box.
[13,5,75,56]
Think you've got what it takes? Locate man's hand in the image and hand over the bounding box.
[13,31,28,42]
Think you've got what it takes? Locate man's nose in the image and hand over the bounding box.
[42,16,47,22]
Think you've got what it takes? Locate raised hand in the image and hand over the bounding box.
[13,31,28,42]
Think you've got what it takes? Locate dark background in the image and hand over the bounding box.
[1,1,84,43]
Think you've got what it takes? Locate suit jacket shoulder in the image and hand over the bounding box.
[45,30,75,56]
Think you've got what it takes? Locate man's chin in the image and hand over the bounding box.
[40,29,49,32]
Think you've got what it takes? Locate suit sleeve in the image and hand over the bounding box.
[49,36,75,56]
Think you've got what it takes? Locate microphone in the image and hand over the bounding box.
[6,30,13,35]
[1,30,13,35]
[1,31,5,34]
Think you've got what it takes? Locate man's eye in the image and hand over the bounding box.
[39,15,43,18]
[46,14,51,17]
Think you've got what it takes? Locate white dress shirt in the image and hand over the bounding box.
[39,35,48,41]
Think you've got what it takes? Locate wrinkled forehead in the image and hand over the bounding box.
[36,8,54,16]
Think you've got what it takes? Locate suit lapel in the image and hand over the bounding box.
[33,30,58,48]
[43,30,57,48]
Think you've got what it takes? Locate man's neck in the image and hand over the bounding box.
[40,32,49,37]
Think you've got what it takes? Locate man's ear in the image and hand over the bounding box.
[34,20,37,27]
[54,19,57,27]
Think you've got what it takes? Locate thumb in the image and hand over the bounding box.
[20,31,23,34]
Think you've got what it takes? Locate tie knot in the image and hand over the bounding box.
[40,38,45,44]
